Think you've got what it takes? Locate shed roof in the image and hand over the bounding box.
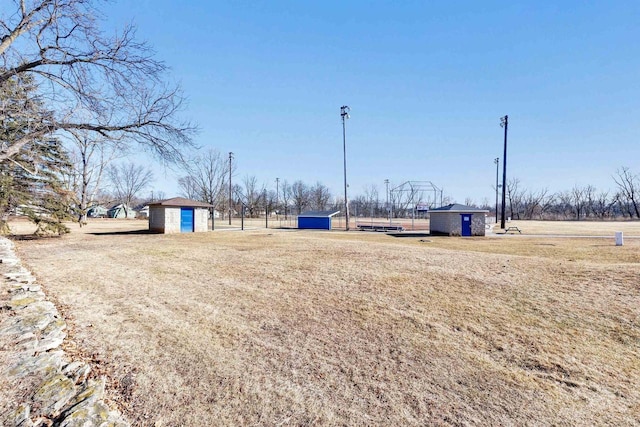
[299,210,341,218]
[428,203,489,213]
[108,203,131,210]
[148,197,213,208]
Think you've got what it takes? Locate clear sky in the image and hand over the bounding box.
[108,1,640,205]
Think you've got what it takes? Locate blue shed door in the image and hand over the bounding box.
[180,208,194,233]
[461,214,472,236]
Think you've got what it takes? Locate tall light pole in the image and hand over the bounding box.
[384,179,390,225]
[228,152,234,225]
[500,115,508,229]
[341,105,350,231]
[494,157,499,224]
[275,177,279,219]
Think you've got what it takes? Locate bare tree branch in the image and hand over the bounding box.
[107,161,153,211]
[1,0,195,164]
[613,167,640,218]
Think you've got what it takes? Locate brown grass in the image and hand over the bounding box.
[495,219,640,236]
[7,218,640,425]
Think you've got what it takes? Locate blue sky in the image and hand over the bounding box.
[109,1,640,204]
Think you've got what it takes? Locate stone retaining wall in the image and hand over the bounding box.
[0,238,129,426]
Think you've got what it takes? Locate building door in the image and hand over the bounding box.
[180,208,194,233]
[461,214,472,236]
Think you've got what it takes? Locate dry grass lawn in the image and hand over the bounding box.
[6,218,640,425]
[496,219,640,236]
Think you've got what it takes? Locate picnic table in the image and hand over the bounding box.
[504,226,522,234]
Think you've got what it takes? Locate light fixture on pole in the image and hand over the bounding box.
[499,115,508,229]
[341,105,350,231]
[494,157,499,224]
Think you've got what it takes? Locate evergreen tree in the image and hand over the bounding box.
[0,73,74,235]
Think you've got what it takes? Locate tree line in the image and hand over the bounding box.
[485,168,640,221]
[1,2,638,235]
[481,167,640,220]
[178,148,333,219]
[178,148,640,221]
[3,126,640,232]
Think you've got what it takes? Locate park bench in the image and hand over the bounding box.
[504,226,522,234]
[356,223,405,232]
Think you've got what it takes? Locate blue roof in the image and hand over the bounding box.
[299,210,341,217]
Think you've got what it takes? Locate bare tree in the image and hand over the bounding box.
[464,197,476,207]
[264,189,277,217]
[589,189,614,219]
[243,175,264,217]
[150,190,165,202]
[441,194,454,206]
[281,180,292,219]
[180,148,227,210]
[107,162,153,215]
[613,167,640,218]
[363,184,380,216]
[506,178,525,220]
[230,183,245,216]
[178,175,199,200]
[391,183,426,218]
[0,0,195,165]
[570,185,589,220]
[66,131,120,225]
[556,191,574,219]
[350,194,366,218]
[479,197,491,211]
[538,192,556,220]
[291,180,309,214]
[309,182,331,211]
[583,185,597,218]
[522,188,553,220]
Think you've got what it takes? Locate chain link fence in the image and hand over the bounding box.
[208,202,432,231]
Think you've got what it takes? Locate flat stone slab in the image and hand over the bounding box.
[33,374,79,416]
[0,237,129,426]
[6,350,66,378]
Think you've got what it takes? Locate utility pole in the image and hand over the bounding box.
[384,179,390,225]
[500,115,508,229]
[494,157,499,224]
[341,105,350,231]
[228,152,233,225]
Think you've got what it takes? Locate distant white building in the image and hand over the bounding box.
[87,205,108,218]
[137,205,150,219]
[107,204,136,219]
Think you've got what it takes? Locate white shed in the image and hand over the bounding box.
[148,197,213,234]
[428,204,489,236]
